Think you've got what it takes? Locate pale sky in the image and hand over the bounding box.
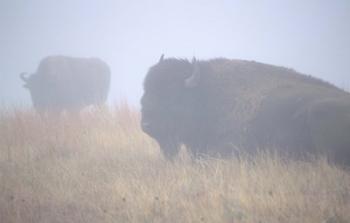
[1,0,349,107]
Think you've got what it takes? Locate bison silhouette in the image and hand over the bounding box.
[20,56,111,113]
[141,55,350,165]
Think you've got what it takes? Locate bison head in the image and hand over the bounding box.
[20,72,55,112]
[141,55,207,159]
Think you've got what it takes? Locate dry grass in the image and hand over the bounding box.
[0,104,349,223]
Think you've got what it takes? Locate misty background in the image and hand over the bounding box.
[1,0,349,107]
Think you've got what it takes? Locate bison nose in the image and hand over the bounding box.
[141,121,151,131]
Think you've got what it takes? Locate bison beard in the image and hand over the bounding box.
[141,55,350,166]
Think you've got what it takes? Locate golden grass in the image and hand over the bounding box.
[0,104,349,223]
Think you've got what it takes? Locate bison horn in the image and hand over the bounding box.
[185,57,200,88]
[20,72,29,82]
[159,54,164,63]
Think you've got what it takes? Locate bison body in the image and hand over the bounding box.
[141,56,350,165]
[20,56,111,113]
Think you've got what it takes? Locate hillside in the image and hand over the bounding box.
[0,105,349,223]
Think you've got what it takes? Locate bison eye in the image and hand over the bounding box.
[141,106,153,114]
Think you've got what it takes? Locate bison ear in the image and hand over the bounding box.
[20,72,29,82]
[158,54,164,63]
[185,57,201,88]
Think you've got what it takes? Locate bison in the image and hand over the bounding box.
[141,55,350,165]
[20,56,111,113]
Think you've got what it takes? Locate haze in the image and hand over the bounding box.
[1,0,349,107]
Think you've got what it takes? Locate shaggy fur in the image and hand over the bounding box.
[21,56,111,113]
[141,57,350,165]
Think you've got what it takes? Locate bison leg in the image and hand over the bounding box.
[159,140,180,160]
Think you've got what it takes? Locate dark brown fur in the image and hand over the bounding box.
[141,57,350,165]
[20,56,111,113]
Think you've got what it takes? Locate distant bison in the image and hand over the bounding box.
[20,56,111,113]
[141,55,350,165]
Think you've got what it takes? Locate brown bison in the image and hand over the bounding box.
[141,55,350,165]
[20,56,111,113]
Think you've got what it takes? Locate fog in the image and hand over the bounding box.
[1,0,349,107]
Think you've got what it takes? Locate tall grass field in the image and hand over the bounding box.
[1,104,349,223]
